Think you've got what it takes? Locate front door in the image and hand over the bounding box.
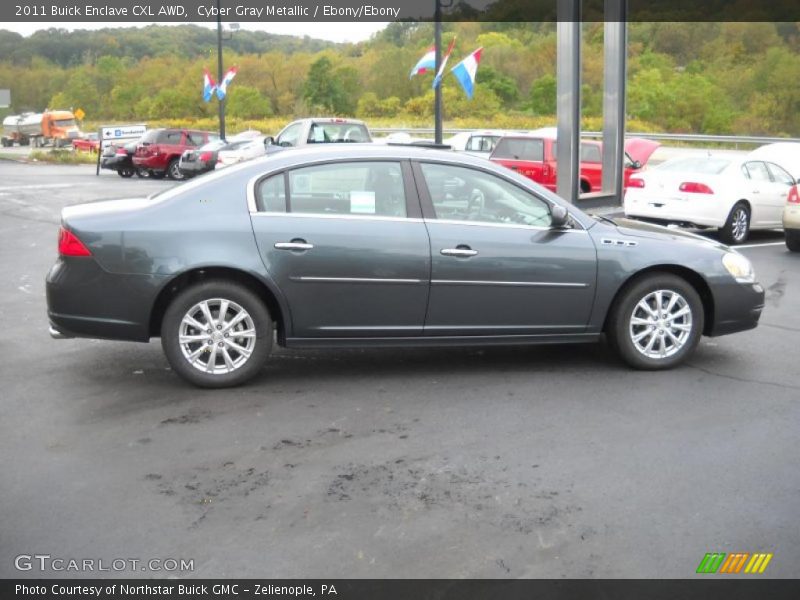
[414,162,597,336]
[250,160,431,338]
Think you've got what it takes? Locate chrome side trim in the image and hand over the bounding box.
[428,218,588,233]
[431,279,589,288]
[290,276,424,284]
[252,211,424,224]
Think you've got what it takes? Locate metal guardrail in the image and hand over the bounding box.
[370,128,800,147]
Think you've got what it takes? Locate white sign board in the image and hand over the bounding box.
[98,123,147,149]
[0,89,10,108]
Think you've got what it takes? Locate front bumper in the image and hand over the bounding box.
[708,280,765,337]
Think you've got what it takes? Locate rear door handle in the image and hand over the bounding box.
[275,240,313,251]
[441,247,478,257]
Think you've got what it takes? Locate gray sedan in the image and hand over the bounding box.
[47,145,765,387]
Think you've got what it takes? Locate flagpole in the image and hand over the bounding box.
[216,0,226,140]
[434,0,442,144]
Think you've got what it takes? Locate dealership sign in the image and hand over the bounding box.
[96,123,147,175]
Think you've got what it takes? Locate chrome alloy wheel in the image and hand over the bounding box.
[628,290,693,360]
[179,298,256,375]
[731,207,749,242]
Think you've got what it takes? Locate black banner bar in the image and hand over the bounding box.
[4,0,800,23]
[6,580,800,600]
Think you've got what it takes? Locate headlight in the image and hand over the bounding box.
[722,252,755,284]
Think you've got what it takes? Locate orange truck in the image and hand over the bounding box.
[1,110,81,148]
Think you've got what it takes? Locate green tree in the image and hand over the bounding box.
[528,74,556,115]
[304,56,348,114]
[226,85,273,118]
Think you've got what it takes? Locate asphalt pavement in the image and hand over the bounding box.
[0,162,797,579]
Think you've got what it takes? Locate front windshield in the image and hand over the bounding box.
[54,118,76,127]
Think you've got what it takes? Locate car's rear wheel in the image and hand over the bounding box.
[720,202,750,245]
[135,168,149,178]
[785,229,800,252]
[607,273,704,370]
[167,158,184,180]
[117,167,135,178]
[161,281,272,388]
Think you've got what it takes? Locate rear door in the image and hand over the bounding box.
[249,160,431,338]
[765,162,795,224]
[414,161,597,336]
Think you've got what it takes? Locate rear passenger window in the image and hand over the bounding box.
[159,131,182,144]
[287,162,406,217]
[744,161,771,182]
[580,143,602,163]
[255,174,287,212]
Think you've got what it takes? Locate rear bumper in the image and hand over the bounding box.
[46,257,158,342]
[624,193,728,228]
[783,205,800,230]
[708,281,765,337]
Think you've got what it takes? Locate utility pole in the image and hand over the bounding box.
[216,0,225,140]
[434,1,442,145]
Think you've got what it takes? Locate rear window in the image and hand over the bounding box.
[492,138,544,161]
[657,157,731,175]
[307,122,371,144]
[158,130,183,144]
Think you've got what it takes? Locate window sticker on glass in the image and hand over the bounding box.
[350,191,376,214]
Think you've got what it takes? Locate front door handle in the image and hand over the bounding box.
[275,240,313,251]
[441,247,478,257]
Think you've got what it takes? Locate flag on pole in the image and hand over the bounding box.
[451,47,483,99]
[432,37,457,90]
[202,68,217,102]
[216,66,238,100]
[409,46,436,78]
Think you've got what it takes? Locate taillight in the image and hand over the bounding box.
[199,151,213,162]
[628,177,645,188]
[679,182,714,194]
[58,226,91,257]
[788,186,800,204]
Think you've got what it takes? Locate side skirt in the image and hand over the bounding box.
[283,333,601,349]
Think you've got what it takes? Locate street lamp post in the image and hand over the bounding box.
[433,0,453,145]
[216,0,225,140]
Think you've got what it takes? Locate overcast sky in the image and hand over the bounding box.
[3,22,389,43]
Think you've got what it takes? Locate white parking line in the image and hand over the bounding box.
[0,183,72,191]
[737,242,786,249]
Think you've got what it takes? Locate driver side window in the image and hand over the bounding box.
[420,163,553,228]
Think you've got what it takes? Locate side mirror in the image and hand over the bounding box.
[263,136,275,146]
[551,204,570,229]
[796,178,800,185]
[630,160,642,169]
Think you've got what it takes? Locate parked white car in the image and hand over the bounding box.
[747,142,800,251]
[216,136,268,168]
[445,130,507,157]
[624,155,794,244]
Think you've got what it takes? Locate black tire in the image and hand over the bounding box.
[167,158,184,180]
[607,273,704,370]
[786,229,800,252]
[150,170,166,179]
[135,168,150,178]
[161,280,272,388]
[720,202,750,245]
[117,167,135,178]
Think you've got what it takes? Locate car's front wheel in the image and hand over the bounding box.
[161,281,273,388]
[607,273,704,370]
[786,229,800,252]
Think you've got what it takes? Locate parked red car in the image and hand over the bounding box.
[133,128,218,180]
[72,133,100,153]
[489,131,660,194]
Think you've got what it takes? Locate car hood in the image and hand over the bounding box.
[624,138,660,166]
[606,216,729,251]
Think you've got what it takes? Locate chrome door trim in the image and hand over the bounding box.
[431,279,589,288]
[251,211,424,224]
[429,218,588,233]
[289,276,424,284]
